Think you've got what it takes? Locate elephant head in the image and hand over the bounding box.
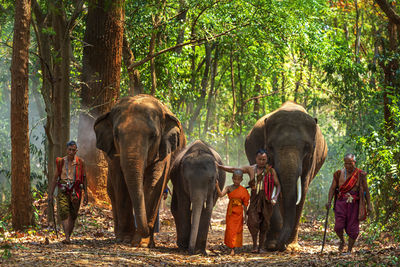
[170,140,225,254]
[245,101,327,251]
[94,95,185,243]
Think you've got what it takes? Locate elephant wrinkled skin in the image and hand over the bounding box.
[170,140,226,254]
[94,94,186,247]
[245,101,327,251]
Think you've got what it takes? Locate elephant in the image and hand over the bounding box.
[170,140,226,254]
[94,94,186,247]
[245,101,327,251]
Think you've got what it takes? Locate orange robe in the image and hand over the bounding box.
[224,185,250,248]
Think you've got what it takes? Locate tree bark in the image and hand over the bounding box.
[122,35,143,96]
[203,43,219,136]
[78,0,124,203]
[11,0,33,230]
[187,42,212,134]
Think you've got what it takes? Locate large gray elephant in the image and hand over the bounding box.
[170,140,226,254]
[245,101,327,251]
[94,94,186,247]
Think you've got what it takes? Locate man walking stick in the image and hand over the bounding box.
[49,199,58,238]
[320,206,330,253]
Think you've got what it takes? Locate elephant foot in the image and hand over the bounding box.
[148,237,156,248]
[278,243,287,252]
[266,240,278,251]
[287,242,300,251]
[139,237,151,248]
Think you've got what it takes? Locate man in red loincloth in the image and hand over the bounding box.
[326,153,372,253]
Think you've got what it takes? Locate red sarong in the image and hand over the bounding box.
[224,186,250,248]
[338,168,360,198]
[263,171,274,201]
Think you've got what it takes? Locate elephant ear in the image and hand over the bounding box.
[94,112,116,157]
[159,113,182,160]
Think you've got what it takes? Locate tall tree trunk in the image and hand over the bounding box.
[187,43,212,134]
[11,0,33,230]
[354,0,363,63]
[230,48,236,126]
[175,0,188,54]
[78,0,124,203]
[203,43,219,136]
[123,35,143,96]
[51,0,71,159]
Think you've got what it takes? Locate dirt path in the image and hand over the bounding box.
[1,197,399,266]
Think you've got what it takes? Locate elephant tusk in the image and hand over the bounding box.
[271,186,277,200]
[296,177,302,205]
[204,201,207,210]
[190,203,192,211]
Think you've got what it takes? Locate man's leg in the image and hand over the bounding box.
[334,200,347,252]
[61,216,75,243]
[345,200,360,253]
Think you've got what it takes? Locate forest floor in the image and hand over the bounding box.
[1,195,399,266]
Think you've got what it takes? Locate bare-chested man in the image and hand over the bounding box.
[217,149,281,253]
[325,153,372,253]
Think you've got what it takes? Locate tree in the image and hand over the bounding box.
[11,0,33,229]
[31,0,84,222]
[78,0,125,201]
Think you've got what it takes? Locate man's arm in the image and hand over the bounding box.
[48,171,59,203]
[216,162,248,174]
[325,174,337,210]
[82,160,88,205]
[215,180,229,197]
[363,173,372,214]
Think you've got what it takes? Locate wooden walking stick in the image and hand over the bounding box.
[49,200,59,238]
[320,207,330,253]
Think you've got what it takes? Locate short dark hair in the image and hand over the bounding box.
[256,148,267,156]
[233,169,243,177]
[67,140,77,148]
[344,153,356,162]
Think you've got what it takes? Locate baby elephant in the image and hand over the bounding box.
[170,140,226,254]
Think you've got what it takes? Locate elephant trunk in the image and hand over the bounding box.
[275,149,302,251]
[121,152,149,238]
[188,193,206,254]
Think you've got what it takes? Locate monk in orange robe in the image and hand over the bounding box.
[216,170,250,255]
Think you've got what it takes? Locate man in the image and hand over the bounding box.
[216,149,281,253]
[325,153,372,253]
[48,140,88,244]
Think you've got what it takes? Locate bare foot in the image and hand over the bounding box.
[338,241,345,252]
[230,249,235,256]
[259,248,267,254]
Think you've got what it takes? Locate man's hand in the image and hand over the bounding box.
[163,192,168,200]
[325,202,331,210]
[271,197,277,205]
[83,194,88,206]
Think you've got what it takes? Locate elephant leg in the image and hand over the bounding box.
[259,202,273,251]
[107,176,119,240]
[172,190,191,250]
[247,202,261,252]
[116,174,135,243]
[266,204,283,251]
[195,201,213,254]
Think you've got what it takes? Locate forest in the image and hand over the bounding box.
[0,0,399,265]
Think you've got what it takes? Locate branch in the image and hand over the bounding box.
[375,0,400,25]
[243,91,279,106]
[128,24,249,70]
